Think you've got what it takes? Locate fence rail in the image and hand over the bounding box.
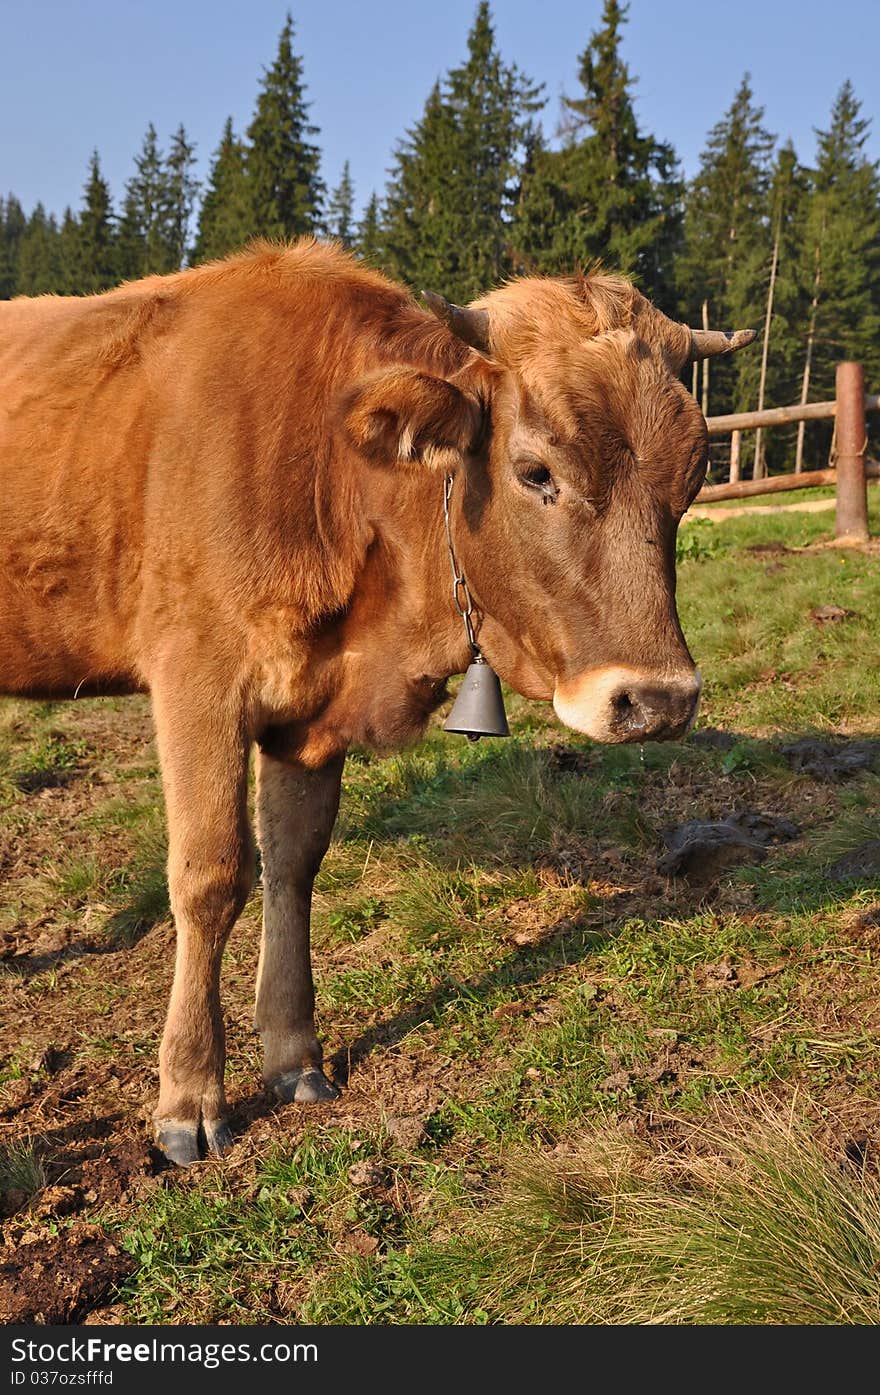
[698,461,880,504]
[694,362,879,541]
[705,393,880,435]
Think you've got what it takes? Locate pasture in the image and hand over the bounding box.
[1,494,879,1324]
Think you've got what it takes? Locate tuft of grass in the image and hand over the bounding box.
[0,1138,48,1203]
[105,834,170,946]
[9,731,89,793]
[484,1107,880,1324]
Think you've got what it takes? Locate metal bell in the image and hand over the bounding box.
[443,653,510,741]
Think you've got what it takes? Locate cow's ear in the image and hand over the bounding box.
[341,367,483,469]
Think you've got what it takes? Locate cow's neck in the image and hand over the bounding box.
[280,467,473,766]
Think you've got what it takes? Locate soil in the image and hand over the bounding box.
[0,1224,133,1323]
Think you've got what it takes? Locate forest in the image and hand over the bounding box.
[2,2,878,473]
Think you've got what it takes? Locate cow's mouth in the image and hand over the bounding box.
[552,665,701,743]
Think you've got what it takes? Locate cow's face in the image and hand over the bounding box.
[456,335,708,742]
[343,274,754,745]
[419,277,755,744]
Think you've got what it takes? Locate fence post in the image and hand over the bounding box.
[729,429,741,483]
[835,362,868,543]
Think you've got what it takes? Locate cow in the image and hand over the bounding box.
[0,240,754,1163]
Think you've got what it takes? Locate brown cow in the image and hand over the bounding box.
[0,240,754,1163]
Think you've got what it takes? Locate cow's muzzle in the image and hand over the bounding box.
[553,665,701,743]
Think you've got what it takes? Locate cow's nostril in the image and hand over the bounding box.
[611,689,647,734]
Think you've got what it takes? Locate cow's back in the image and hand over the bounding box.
[0,288,169,695]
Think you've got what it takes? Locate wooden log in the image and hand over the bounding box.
[835,361,869,542]
[696,461,879,504]
[706,392,879,436]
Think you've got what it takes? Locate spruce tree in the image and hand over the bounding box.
[0,194,26,297]
[381,2,541,302]
[193,118,253,262]
[75,152,117,293]
[118,124,171,278]
[57,207,80,294]
[326,160,355,246]
[679,75,774,416]
[381,82,462,294]
[165,125,200,268]
[246,12,324,239]
[354,191,381,263]
[804,83,880,406]
[15,204,62,294]
[514,0,681,308]
[756,142,811,471]
[0,200,14,298]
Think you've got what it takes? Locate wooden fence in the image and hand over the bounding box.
[694,362,880,542]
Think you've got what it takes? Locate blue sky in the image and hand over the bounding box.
[1,0,877,221]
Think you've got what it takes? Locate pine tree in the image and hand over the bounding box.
[246,13,324,239]
[15,204,62,294]
[193,118,253,262]
[0,194,26,297]
[165,125,200,268]
[354,190,381,263]
[679,75,774,417]
[381,2,541,302]
[381,82,462,294]
[74,152,117,293]
[804,83,880,406]
[118,124,171,278]
[757,142,811,472]
[326,160,355,246]
[0,200,14,298]
[514,0,681,309]
[57,207,80,294]
[116,186,146,282]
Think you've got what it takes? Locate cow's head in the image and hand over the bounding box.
[345,273,755,744]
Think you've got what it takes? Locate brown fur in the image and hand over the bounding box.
[0,239,711,1160]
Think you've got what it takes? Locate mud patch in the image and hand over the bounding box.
[747,542,791,557]
[780,738,875,781]
[659,811,798,880]
[829,841,880,884]
[688,727,737,753]
[810,603,856,625]
[0,1224,133,1323]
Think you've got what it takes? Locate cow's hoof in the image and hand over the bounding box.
[155,1120,202,1167]
[155,1118,234,1166]
[270,1066,340,1104]
[203,1119,234,1158]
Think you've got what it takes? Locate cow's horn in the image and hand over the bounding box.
[687,327,758,361]
[422,291,491,355]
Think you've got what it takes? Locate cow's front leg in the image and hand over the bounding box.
[152,683,254,1165]
[254,748,344,1104]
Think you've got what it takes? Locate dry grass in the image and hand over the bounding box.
[454,1098,880,1324]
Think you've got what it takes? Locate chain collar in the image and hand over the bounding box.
[443,473,480,658]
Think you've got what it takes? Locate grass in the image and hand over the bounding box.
[2,502,880,1323]
[317,1101,880,1325]
[0,1139,48,1205]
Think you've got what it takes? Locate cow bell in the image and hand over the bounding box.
[443,653,510,741]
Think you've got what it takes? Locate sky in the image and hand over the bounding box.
[1,0,878,222]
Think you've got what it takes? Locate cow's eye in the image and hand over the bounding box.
[517,463,558,502]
